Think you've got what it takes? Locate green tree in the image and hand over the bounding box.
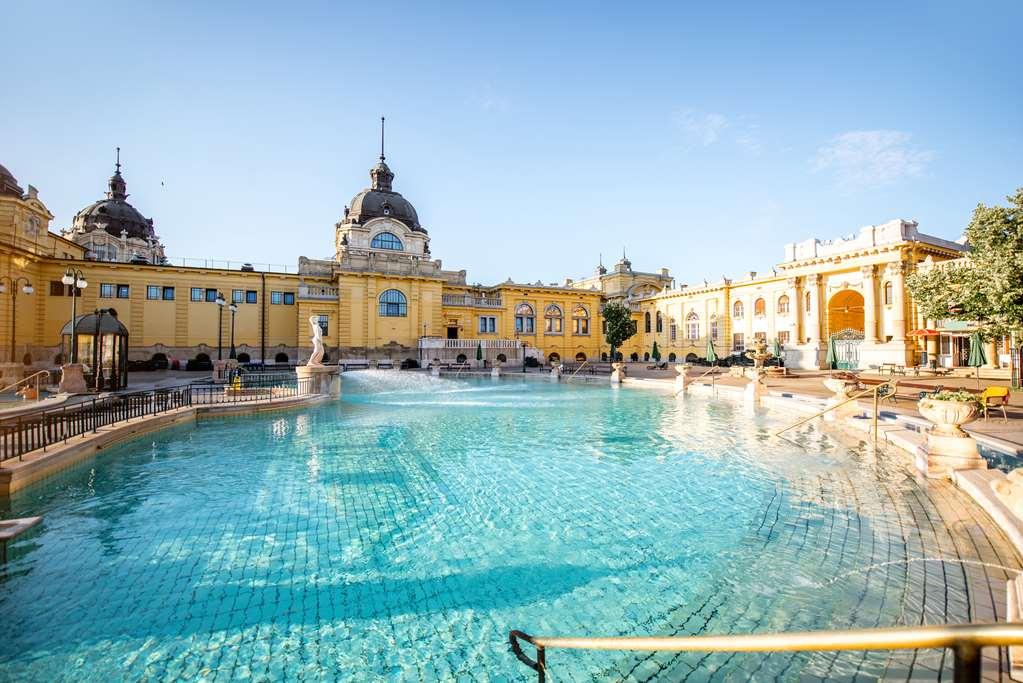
[602,302,636,362]
[906,188,1023,339]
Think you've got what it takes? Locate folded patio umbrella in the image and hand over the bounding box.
[652,341,661,362]
[825,335,837,371]
[476,341,483,364]
[773,338,783,358]
[705,339,718,365]
[967,332,986,389]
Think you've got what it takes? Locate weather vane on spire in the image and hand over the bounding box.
[380,116,386,161]
[115,146,121,173]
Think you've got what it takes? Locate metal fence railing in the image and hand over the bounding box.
[0,374,311,463]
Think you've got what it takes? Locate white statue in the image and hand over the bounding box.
[308,315,325,366]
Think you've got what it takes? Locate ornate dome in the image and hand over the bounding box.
[344,157,424,233]
[71,157,155,241]
[0,163,24,198]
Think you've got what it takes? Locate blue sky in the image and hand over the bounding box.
[5,1,1020,285]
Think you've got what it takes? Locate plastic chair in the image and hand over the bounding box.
[980,386,1010,421]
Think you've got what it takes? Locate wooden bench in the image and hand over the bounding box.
[340,359,370,371]
[879,363,907,376]
[375,360,394,369]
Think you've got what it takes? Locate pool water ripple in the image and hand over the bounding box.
[0,372,1019,681]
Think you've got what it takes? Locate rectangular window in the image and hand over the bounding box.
[191,287,203,302]
[755,331,767,343]
[283,292,295,305]
[49,281,66,297]
[100,283,116,298]
[669,323,677,342]
[232,289,244,304]
[162,286,175,301]
[147,285,160,300]
[117,284,130,299]
[317,314,328,336]
[246,290,257,304]
[732,333,745,352]
[574,318,589,335]
[205,288,218,302]
[478,316,496,333]
[778,331,790,345]
[710,320,719,340]
[271,291,283,305]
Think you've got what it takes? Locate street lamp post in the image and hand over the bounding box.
[229,303,238,360]
[0,276,34,364]
[61,267,88,363]
[215,291,226,360]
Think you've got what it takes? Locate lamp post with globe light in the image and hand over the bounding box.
[229,302,238,360]
[0,276,34,363]
[215,292,226,360]
[61,267,88,363]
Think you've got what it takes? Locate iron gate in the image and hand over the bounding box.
[831,328,864,369]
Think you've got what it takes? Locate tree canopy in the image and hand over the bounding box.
[906,188,1023,339]
[602,302,636,361]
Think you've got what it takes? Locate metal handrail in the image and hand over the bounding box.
[509,622,1023,682]
[0,370,52,399]
[773,379,898,443]
[569,360,589,378]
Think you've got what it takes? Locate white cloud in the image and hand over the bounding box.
[674,109,730,146]
[812,130,934,189]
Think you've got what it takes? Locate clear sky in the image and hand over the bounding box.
[5,1,1020,286]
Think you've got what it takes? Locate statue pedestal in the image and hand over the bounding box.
[59,363,87,394]
[431,364,441,377]
[296,364,341,397]
[610,362,625,385]
[744,379,764,406]
[674,364,687,396]
[550,364,562,382]
[822,378,859,423]
[915,434,986,479]
[491,364,502,379]
[213,359,238,383]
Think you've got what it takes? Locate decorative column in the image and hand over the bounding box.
[786,277,801,343]
[886,262,907,342]
[805,274,822,344]
[861,265,879,343]
[743,293,754,348]
[926,318,940,364]
[986,340,999,369]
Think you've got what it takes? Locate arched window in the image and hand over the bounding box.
[644,311,651,333]
[545,304,563,334]
[515,303,535,334]
[733,301,744,319]
[655,311,663,333]
[370,232,403,251]
[548,352,561,364]
[777,295,790,315]
[575,352,586,362]
[805,291,812,313]
[686,311,700,340]
[883,281,893,305]
[754,298,766,317]
[274,352,289,363]
[378,289,407,317]
[572,305,589,335]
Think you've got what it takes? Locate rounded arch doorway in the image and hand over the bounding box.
[827,290,866,369]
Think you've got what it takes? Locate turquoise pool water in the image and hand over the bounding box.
[0,373,1018,681]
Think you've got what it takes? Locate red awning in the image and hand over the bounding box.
[907,329,941,337]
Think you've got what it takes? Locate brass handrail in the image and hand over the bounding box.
[509,622,1023,682]
[772,379,898,443]
[569,360,589,379]
[0,370,52,401]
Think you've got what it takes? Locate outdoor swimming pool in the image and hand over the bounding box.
[0,372,1019,680]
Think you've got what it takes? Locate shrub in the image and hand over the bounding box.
[928,389,981,405]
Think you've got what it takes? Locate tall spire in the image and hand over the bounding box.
[108,147,127,201]
[370,117,394,192]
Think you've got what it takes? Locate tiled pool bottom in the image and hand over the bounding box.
[0,373,1019,681]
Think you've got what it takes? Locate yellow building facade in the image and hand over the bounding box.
[0,153,1005,381]
[0,157,605,378]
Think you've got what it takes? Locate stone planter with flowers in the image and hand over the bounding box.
[916,389,987,479]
